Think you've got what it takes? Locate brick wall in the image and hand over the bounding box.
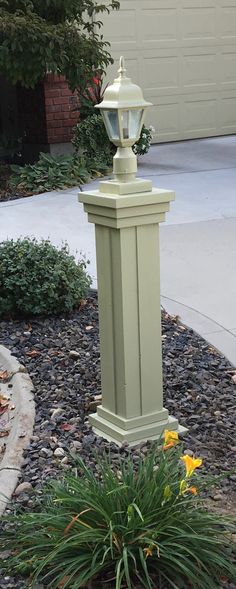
[43,74,79,144]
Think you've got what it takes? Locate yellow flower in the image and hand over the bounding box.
[181,455,202,478]
[163,430,179,450]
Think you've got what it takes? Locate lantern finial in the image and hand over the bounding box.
[118,56,126,79]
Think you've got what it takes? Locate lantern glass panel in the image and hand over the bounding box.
[121,109,143,141]
[103,110,119,140]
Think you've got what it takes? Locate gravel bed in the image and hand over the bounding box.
[0,292,235,588]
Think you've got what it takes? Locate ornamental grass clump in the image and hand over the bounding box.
[0,238,91,318]
[1,432,235,589]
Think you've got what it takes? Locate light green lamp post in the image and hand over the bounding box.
[79,57,184,445]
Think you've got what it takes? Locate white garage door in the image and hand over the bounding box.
[102,0,236,142]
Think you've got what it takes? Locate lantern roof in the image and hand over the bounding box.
[95,56,152,111]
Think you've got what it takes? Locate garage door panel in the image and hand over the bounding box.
[148,101,180,142]
[139,6,178,47]
[180,6,217,42]
[101,3,137,48]
[182,51,219,91]
[220,94,236,131]
[142,55,179,93]
[182,95,218,136]
[220,5,236,41]
[221,49,236,88]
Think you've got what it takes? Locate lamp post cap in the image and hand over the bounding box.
[96,55,152,110]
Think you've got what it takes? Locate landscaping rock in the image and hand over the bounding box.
[0,293,235,589]
[14,482,33,496]
[54,447,65,458]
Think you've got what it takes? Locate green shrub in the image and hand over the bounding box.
[72,114,154,170]
[10,153,91,195]
[0,238,91,318]
[1,434,235,589]
[73,113,115,169]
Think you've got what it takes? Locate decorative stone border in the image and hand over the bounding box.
[0,345,35,514]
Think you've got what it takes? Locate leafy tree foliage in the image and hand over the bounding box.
[0,0,120,89]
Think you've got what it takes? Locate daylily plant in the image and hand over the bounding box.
[163,430,203,497]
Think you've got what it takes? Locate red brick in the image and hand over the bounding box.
[45,97,53,106]
[46,104,62,113]
[44,88,62,98]
[60,82,70,90]
[69,111,80,120]
[53,96,70,105]
[47,120,62,129]
[61,103,71,112]
[54,127,67,135]
[54,111,70,120]
[46,113,54,121]
[61,88,73,97]
[62,120,75,127]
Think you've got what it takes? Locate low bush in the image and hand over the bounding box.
[0,238,91,318]
[1,432,235,588]
[73,113,115,169]
[10,153,91,195]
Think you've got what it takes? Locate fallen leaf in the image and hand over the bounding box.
[207,347,217,355]
[0,430,9,437]
[60,423,74,432]
[51,407,64,419]
[0,406,9,416]
[0,370,9,381]
[25,350,41,358]
[0,395,9,407]
[0,395,9,415]
[88,394,102,411]
[79,299,87,308]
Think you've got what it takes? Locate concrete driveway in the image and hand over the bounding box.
[0,135,236,365]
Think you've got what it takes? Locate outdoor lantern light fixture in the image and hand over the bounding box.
[96,56,151,185]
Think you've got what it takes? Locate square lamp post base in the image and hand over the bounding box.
[90,407,187,446]
[80,185,187,447]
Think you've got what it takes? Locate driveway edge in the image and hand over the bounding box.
[0,345,35,514]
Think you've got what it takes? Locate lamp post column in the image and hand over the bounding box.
[79,187,184,445]
[79,56,184,445]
